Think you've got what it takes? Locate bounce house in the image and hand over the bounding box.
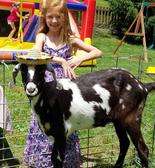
[0,0,96,66]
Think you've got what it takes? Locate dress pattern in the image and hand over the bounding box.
[23,40,81,168]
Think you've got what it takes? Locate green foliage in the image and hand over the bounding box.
[144,5,155,45]
[108,0,138,36]
[108,0,155,45]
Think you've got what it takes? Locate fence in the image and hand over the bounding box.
[0,56,155,167]
[72,6,118,29]
[95,6,115,28]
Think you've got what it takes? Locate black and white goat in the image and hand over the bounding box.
[12,63,155,168]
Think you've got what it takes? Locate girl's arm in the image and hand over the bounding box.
[67,37,102,69]
[34,33,45,51]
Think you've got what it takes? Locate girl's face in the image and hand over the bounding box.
[45,7,64,33]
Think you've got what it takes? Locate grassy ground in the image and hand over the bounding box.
[96,0,109,7]
[77,28,155,167]
[0,28,155,167]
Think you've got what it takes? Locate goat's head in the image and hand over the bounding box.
[11,51,56,98]
[11,63,56,98]
[21,64,47,97]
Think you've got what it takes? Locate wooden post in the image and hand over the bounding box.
[140,8,148,62]
[113,7,148,62]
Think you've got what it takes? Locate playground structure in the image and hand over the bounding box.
[0,0,97,66]
[113,2,155,63]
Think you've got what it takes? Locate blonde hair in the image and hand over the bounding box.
[38,0,72,44]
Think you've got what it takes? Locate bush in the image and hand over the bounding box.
[109,0,138,37]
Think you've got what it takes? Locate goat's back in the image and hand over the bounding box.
[57,68,148,134]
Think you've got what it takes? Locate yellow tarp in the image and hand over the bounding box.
[0,37,34,51]
[0,38,96,66]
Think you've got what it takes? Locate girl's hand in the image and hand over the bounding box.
[50,56,76,79]
[61,60,76,79]
[67,57,83,70]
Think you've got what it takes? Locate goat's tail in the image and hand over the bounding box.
[144,82,155,93]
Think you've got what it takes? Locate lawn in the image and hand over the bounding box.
[0,28,155,167]
[96,0,109,7]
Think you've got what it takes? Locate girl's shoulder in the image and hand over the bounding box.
[70,36,82,45]
[36,33,46,41]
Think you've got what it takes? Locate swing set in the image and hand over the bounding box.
[113,1,155,63]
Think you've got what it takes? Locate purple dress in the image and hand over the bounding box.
[23,40,81,168]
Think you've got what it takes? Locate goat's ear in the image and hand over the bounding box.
[9,63,21,89]
[46,63,57,81]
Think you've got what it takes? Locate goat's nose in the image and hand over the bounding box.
[26,82,37,95]
[27,87,35,93]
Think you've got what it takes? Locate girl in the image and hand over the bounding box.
[7,2,20,40]
[23,0,102,167]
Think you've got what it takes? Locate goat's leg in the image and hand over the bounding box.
[114,122,130,168]
[56,136,66,168]
[51,142,62,168]
[51,136,66,168]
[127,123,149,167]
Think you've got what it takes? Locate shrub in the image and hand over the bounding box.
[108,0,138,37]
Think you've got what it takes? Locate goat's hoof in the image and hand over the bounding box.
[53,161,63,168]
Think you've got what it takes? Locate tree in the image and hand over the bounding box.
[109,0,138,37]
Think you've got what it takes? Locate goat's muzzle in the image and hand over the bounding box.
[26,82,38,97]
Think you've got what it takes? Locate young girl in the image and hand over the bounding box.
[23,0,102,167]
[7,2,20,40]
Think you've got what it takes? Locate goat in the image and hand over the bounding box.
[12,63,155,168]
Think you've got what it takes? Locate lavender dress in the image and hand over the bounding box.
[23,40,81,168]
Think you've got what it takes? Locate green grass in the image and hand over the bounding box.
[96,0,109,7]
[0,29,155,167]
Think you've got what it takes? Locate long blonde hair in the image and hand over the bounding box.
[38,0,72,44]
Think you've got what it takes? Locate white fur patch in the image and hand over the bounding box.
[59,80,111,136]
[93,84,111,114]
[145,88,148,92]
[129,74,134,78]
[122,104,125,110]
[126,84,132,91]
[138,84,143,90]
[119,98,123,104]
[28,66,35,80]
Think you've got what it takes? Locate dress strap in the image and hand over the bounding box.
[44,35,48,43]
